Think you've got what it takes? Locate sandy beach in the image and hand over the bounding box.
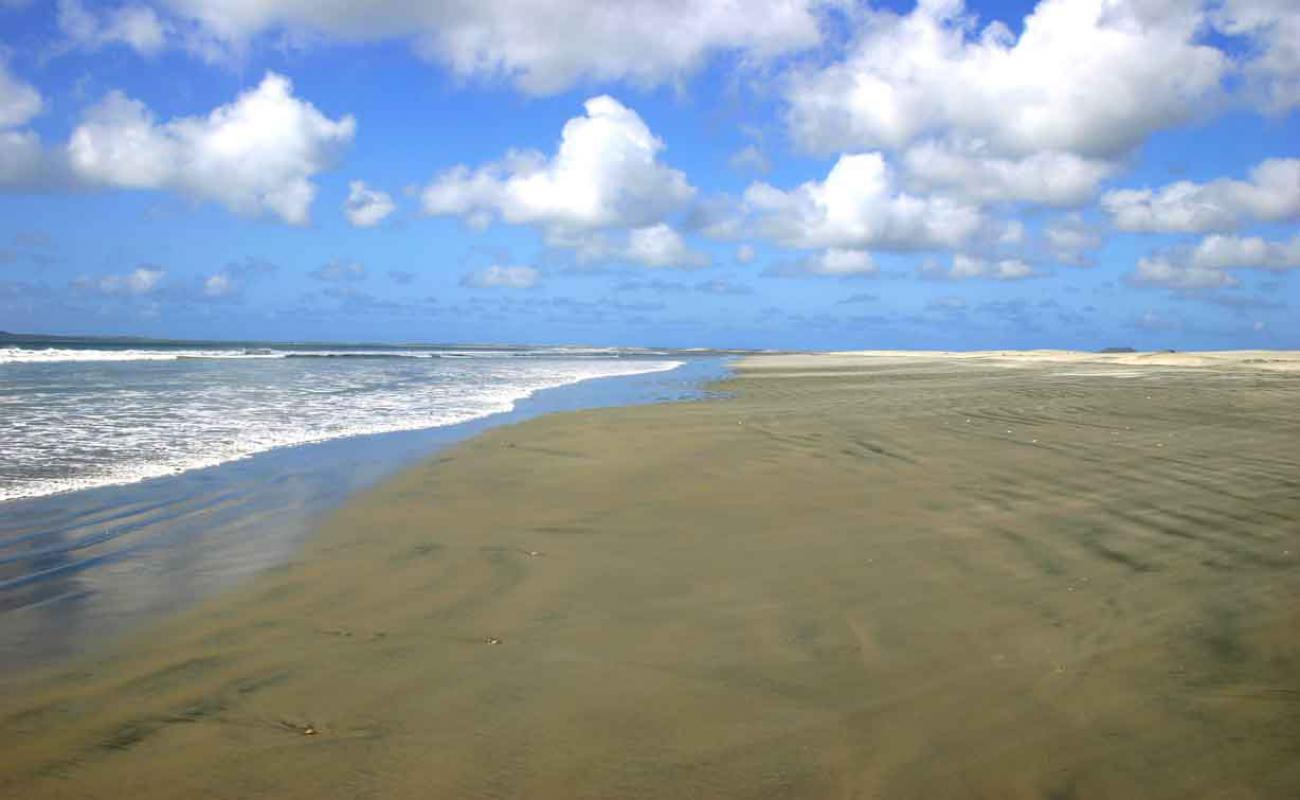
[2,351,1298,798]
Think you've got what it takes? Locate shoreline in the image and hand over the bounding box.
[0,357,692,506]
[0,358,724,672]
[2,351,1298,798]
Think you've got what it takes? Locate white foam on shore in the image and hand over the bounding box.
[0,358,683,503]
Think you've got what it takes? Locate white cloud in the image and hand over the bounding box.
[729,144,770,174]
[203,271,233,297]
[556,224,708,269]
[161,0,822,94]
[806,248,878,277]
[200,258,274,298]
[765,248,877,278]
[461,264,539,289]
[75,266,165,295]
[422,96,703,269]
[1043,213,1102,265]
[741,152,983,251]
[1190,233,1300,271]
[1132,255,1237,289]
[0,63,42,129]
[0,130,46,186]
[1128,233,1300,290]
[925,254,1036,281]
[1213,0,1300,113]
[785,0,1225,158]
[309,259,366,282]
[67,72,355,225]
[683,195,746,240]
[902,140,1114,206]
[735,244,756,264]
[1101,158,1300,233]
[624,223,708,269]
[344,180,396,227]
[423,95,693,235]
[58,0,167,55]
[998,219,1025,246]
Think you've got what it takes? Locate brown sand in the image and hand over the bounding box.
[2,352,1298,798]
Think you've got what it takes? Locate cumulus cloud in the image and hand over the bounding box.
[422,96,705,268]
[0,63,42,129]
[160,0,822,95]
[57,0,167,55]
[309,259,366,282]
[623,223,708,269]
[0,67,66,190]
[1101,158,1300,233]
[902,140,1114,206]
[74,265,165,295]
[1189,234,1300,271]
[1129,233,1300,290]
[998,219,1025,246]
[555,224,709,270]
[461,264,539,289]
[767,248,878,278]
[201,256,276,298]
[67,72,355,225]
[0,130,48,187]
[344,180,396,227]
[923,254,1036,281]
[741,152,983,251]
[1043,213,1102,265]
[683,194,746,240]
[423,96,693,235]
[1132,256,1237,290]
[1213,0,1300,113]
[785,0,1225,159]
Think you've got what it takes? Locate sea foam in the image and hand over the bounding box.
[0,349,682,502]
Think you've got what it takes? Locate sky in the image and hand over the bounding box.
[0,0,1297,350]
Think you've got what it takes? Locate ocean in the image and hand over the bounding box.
[0,339,685,503]
[0,337,719,668]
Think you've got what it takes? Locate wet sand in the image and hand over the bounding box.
[2,352,1298,798]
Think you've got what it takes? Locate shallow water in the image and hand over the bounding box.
[0,356,728,670]
[0,343,684,503]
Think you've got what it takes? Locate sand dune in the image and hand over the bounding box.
[1,353,1297,798]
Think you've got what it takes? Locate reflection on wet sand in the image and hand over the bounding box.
[0,360,720,670]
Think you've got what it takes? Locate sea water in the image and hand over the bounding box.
[0,341,682,502]
[0,338,718,668]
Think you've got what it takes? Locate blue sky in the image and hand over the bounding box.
[0,0,1297,349]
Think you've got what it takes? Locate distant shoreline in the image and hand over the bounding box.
[743,348,1300,372]
[0,330,776,356]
